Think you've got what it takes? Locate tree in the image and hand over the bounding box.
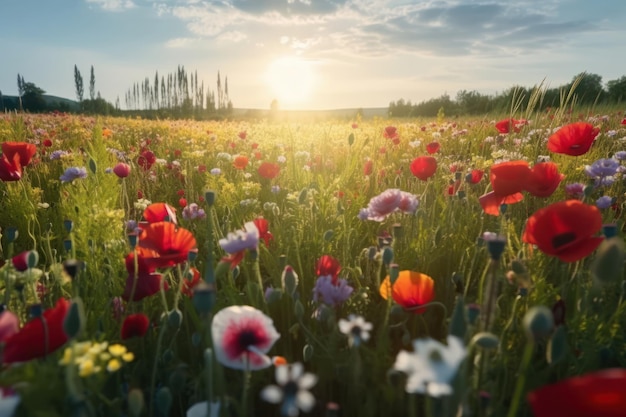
[607,76,626,103]
[74,65,84,102]
[89,65,96,100]
[568,72,604,105]
[21,81,47,112]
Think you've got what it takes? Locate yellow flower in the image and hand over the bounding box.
[79,359,96,377]
[122,352,135,362]
[108,344,128,357]
[107,359,122,373]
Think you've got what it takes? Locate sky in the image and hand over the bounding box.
[2,0,626,111]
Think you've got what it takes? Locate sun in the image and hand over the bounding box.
[264,57,315,107]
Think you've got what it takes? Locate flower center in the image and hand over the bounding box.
[552,232,577,249]
[237,329,260,350]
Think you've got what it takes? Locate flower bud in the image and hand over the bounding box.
[523,306,554,342]
[471,332,499,350]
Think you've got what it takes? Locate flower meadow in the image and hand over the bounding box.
[0,109,626,417]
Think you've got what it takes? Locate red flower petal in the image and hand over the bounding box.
[3,298,70,363]
[547,122,599,156]
[410,156,437,181]
[379,271,435,314]
[121,313,150,339]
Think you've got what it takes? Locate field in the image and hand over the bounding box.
[0,108,625,417]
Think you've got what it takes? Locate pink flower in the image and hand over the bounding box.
[358,189,419,222]
[113,162,131,178]
[0,310,19,343]
[211,306,280,370]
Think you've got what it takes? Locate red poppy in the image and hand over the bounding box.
[426,141,440,154]
[495,118,526,134]
[478,191,524,216]
[410,156,437,181]
[522,200,603,262]
[363,159,373,176]
[136,222,197,269]
[137,150,156,170]
[3,298,70,364]
[621,118,626,125]
[258,162,280,179]
[2,142,36,167]
[123,252,169,301]
[466,169,484,184]
[547,122,599,156]
[178,198,187,208]
[524,162,564,198]
[233,155,249,170]
[0,153,23,182]
[11,250,36,272]
[143,203,177,224]
[490,160,531,196]
[379,271,435,314]
[238,131,247,140]
[383,126,399,140]
[253,217,273,247]
[316,255,341,283]
[528,369,626,417]
[121,313,150,339]
[181,267,201,297]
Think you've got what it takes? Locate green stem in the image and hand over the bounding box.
[507,341,534,417]
[149,319,168,417]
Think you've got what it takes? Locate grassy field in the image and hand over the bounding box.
[0,107,625,417]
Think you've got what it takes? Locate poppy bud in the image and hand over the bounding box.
[471,332,499,350]
[382,247,394,266]
[156,387,172,416]
[591,237,625,286]
[547,325,568,365]
[63,298,85,339]
[127,389,144,417]
[88,158,97,174]
[4,226,18,243]
[449,295,467,339]
[281,266,299,298]
[193,282,216,315]
[523,306,554,342]
[204,190,216,206]
[113,162,131,178]
[168,309,183,329]
[389,264,400,285]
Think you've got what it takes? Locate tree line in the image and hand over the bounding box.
[388,72,626,117]
[0,65,234,120]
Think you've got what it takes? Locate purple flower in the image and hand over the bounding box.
[613,151,626,161]
[564,183,585,199]
[585,158,620,178]
[359,189,419,222]
[182,203,206,220]
[596,195,615,209]
[49,150,69,160]
[219,222,259,254]
[60,167,87,183]
[210,168,221,175]
[313,275,353,307]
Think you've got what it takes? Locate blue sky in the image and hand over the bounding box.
[2,0,626,110]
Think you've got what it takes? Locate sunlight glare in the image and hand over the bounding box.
[265,57,315,107]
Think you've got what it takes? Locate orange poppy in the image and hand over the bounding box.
[136,221,197,269]
[3,298,70,363]
[253,217,273,247]
[490,160,531,197]
[547,122,599,156]
[258,162,280,179]
[522,200,603,262]
[143,203,177,224]
[233,155,249,170]
[379,270,435,314]
[524,162,565,198]
[478,191,524,216]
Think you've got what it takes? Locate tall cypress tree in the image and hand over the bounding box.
[89,66,96,100]
[74,65,84,102]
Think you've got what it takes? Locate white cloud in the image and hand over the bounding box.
[85,0,135,11]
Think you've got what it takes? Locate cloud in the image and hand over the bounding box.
[85,0,135,11]
[139,0,608,60]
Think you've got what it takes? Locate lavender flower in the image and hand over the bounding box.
[585,158,620,178]
[312,275,353,307]
[49,150,69,160]
[60,167,87,183]
[182,203,206,220]
[359,189,419,222]
[219,222,259,254]
[210,168,222,175]
[596,196,614,209]
[613,151,626,161]
[565,183,585,199]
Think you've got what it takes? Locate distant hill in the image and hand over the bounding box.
[1,94,80,112]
